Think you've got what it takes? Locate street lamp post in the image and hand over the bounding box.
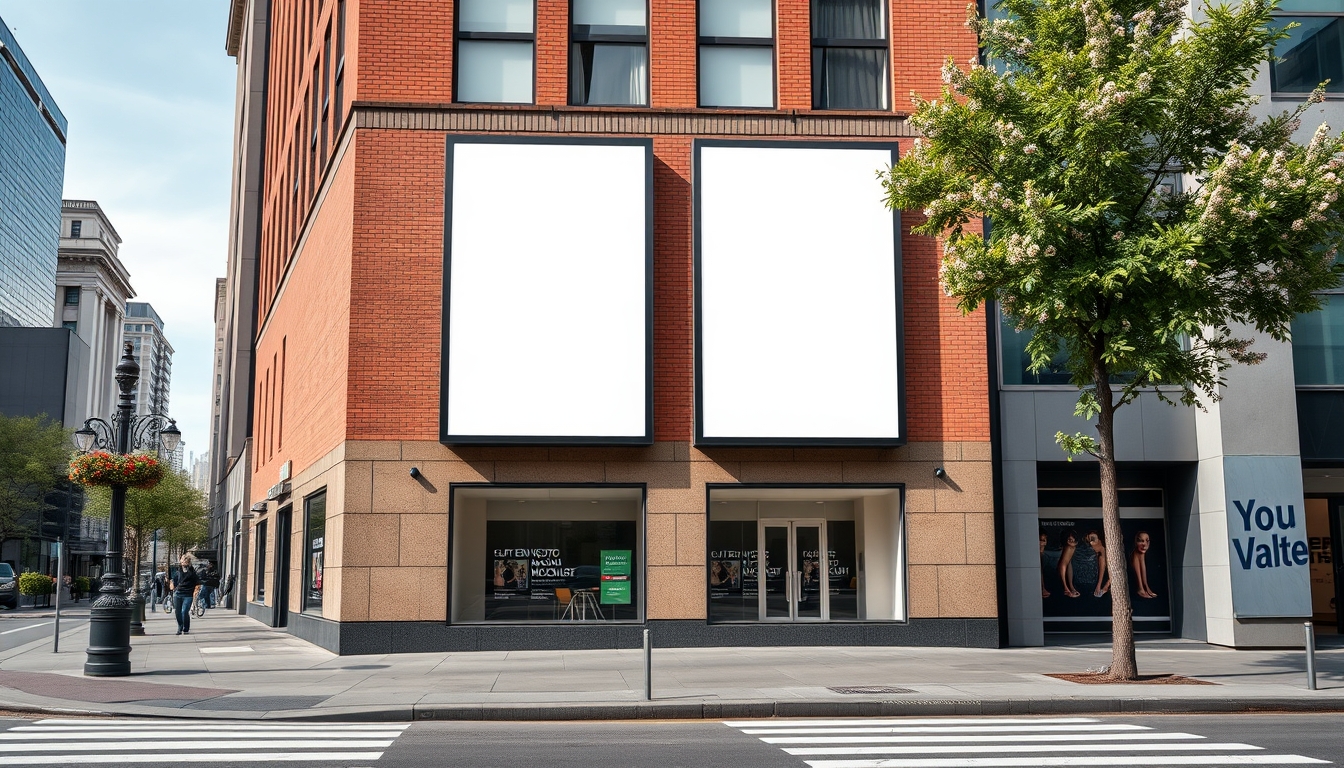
[73,342,181,677]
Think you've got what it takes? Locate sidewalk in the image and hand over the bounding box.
[0,607,1340,721]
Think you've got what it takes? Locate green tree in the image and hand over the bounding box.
[85,467,208,592]
[882,0,1344,679]
[0,414,71,549]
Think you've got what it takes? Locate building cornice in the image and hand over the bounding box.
[352,102,914,137]
[56,248,135,301]
[226,0,247,57]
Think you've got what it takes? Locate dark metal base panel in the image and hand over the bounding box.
[287,618,1001,655]
[244,601,271,626]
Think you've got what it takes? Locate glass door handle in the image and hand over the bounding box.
[784,570,792,603]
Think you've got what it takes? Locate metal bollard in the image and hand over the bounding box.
[1305,622,1318,691]
[643,628,652,701]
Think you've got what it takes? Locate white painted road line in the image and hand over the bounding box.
[0,740,396,752]
[0,752,388,764]
[726,717,1331,768]
[27,720,409,730]
[760,733,1204,745]
[726,718,1104,728]
[0,622,52,635]
[0,731,408,740]
[750,724,1151,737]
[199,646,255,654]
[783,742,1262,756]
[801,757,1328,768]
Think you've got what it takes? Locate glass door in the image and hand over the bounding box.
[758,520,828,621]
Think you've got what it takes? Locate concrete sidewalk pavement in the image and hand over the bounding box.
[0,607,1340,721]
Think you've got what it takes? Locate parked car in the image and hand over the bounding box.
[0,564,17,609]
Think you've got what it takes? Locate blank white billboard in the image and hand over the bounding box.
[697,142,901,444]
[445,140,651,442]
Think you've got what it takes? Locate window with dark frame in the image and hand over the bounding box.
[309,64,319,196]
[62,320,77,332]
[302,490,326,613]
[698,0,775,108]
[321,25,331,167]
[811,0,889,110]
[254,519,268,601]
[456,0,536,104]
[334,0,346,146]
[570,0,648,106]
[69,220,82,238]
[63,286,79,306]
[1270,1,1344,94]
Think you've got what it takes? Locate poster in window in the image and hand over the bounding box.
[492,558,530,593]
[1039,516,1171,631]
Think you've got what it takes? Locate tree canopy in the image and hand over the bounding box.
[85,466,208,590]
[881,0,1344,678]
[0,413,71,546]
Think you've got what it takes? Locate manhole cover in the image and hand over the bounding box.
[828,685,915,695]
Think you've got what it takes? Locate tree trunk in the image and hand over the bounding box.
[1093,364,1138,681]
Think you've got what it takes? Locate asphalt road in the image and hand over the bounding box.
[0,713,1340,766]
[0,615,83,652]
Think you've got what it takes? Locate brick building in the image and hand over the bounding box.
[228,0,998,654]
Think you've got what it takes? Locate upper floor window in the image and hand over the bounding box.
[1293,293,1344,385]
[698,0,775,108]
[63,286,80,306]
[811,0,889,110]
[70,220,82,238]
[1269,1,1344,95]
[456,0,535,104]
[571,0,649,106]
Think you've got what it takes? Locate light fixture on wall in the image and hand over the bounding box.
[409,466,422,480]
[933,467,947,479]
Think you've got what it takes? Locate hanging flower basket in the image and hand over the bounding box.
[69,451,166,490]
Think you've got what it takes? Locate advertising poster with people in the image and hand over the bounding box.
[1039,516,1171,632]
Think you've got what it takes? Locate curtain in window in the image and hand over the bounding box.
[812,0,883,39]
[573,44,648,105]
[812,48,887,109]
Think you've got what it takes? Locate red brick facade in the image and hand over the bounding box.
[246,0,996,635]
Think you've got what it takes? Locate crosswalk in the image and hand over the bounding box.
[0,718,410,764]
[723,716,1331,767]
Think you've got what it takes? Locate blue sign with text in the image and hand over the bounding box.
[1224,456,1311,619]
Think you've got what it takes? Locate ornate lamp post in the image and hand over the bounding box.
[72,342,181,677]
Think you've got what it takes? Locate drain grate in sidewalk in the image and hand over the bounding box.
[828,685,915,695]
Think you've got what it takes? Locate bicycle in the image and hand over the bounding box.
[190,595,206,618]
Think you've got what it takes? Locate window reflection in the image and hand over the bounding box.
[1271,15,1344,94]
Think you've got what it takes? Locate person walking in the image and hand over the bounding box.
[168,555,200,635]
[201,562,221,609]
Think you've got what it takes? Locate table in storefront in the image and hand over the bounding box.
[560,588,605,620]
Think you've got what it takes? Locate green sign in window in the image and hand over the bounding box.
[600,549,632,604]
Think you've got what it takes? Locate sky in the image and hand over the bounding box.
[0,2,237,468]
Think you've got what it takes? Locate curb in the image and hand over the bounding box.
[3,696,1344,722]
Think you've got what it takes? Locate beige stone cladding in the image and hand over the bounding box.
[278,439,999,623]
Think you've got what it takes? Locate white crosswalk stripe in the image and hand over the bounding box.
[724,716,1331,767]
[0,718,410,764]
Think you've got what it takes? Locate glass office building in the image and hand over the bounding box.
[0,17,67,327]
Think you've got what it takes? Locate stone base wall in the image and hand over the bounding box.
[244,438,998,648]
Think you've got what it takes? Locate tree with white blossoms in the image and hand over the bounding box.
[882,0,1344,680]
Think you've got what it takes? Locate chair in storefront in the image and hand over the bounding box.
[553,588,573,619]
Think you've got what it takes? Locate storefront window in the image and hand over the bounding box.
[303,490,326,613]
[254,519,267,601]
[451,487,643,623]
[707,489,902,623]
